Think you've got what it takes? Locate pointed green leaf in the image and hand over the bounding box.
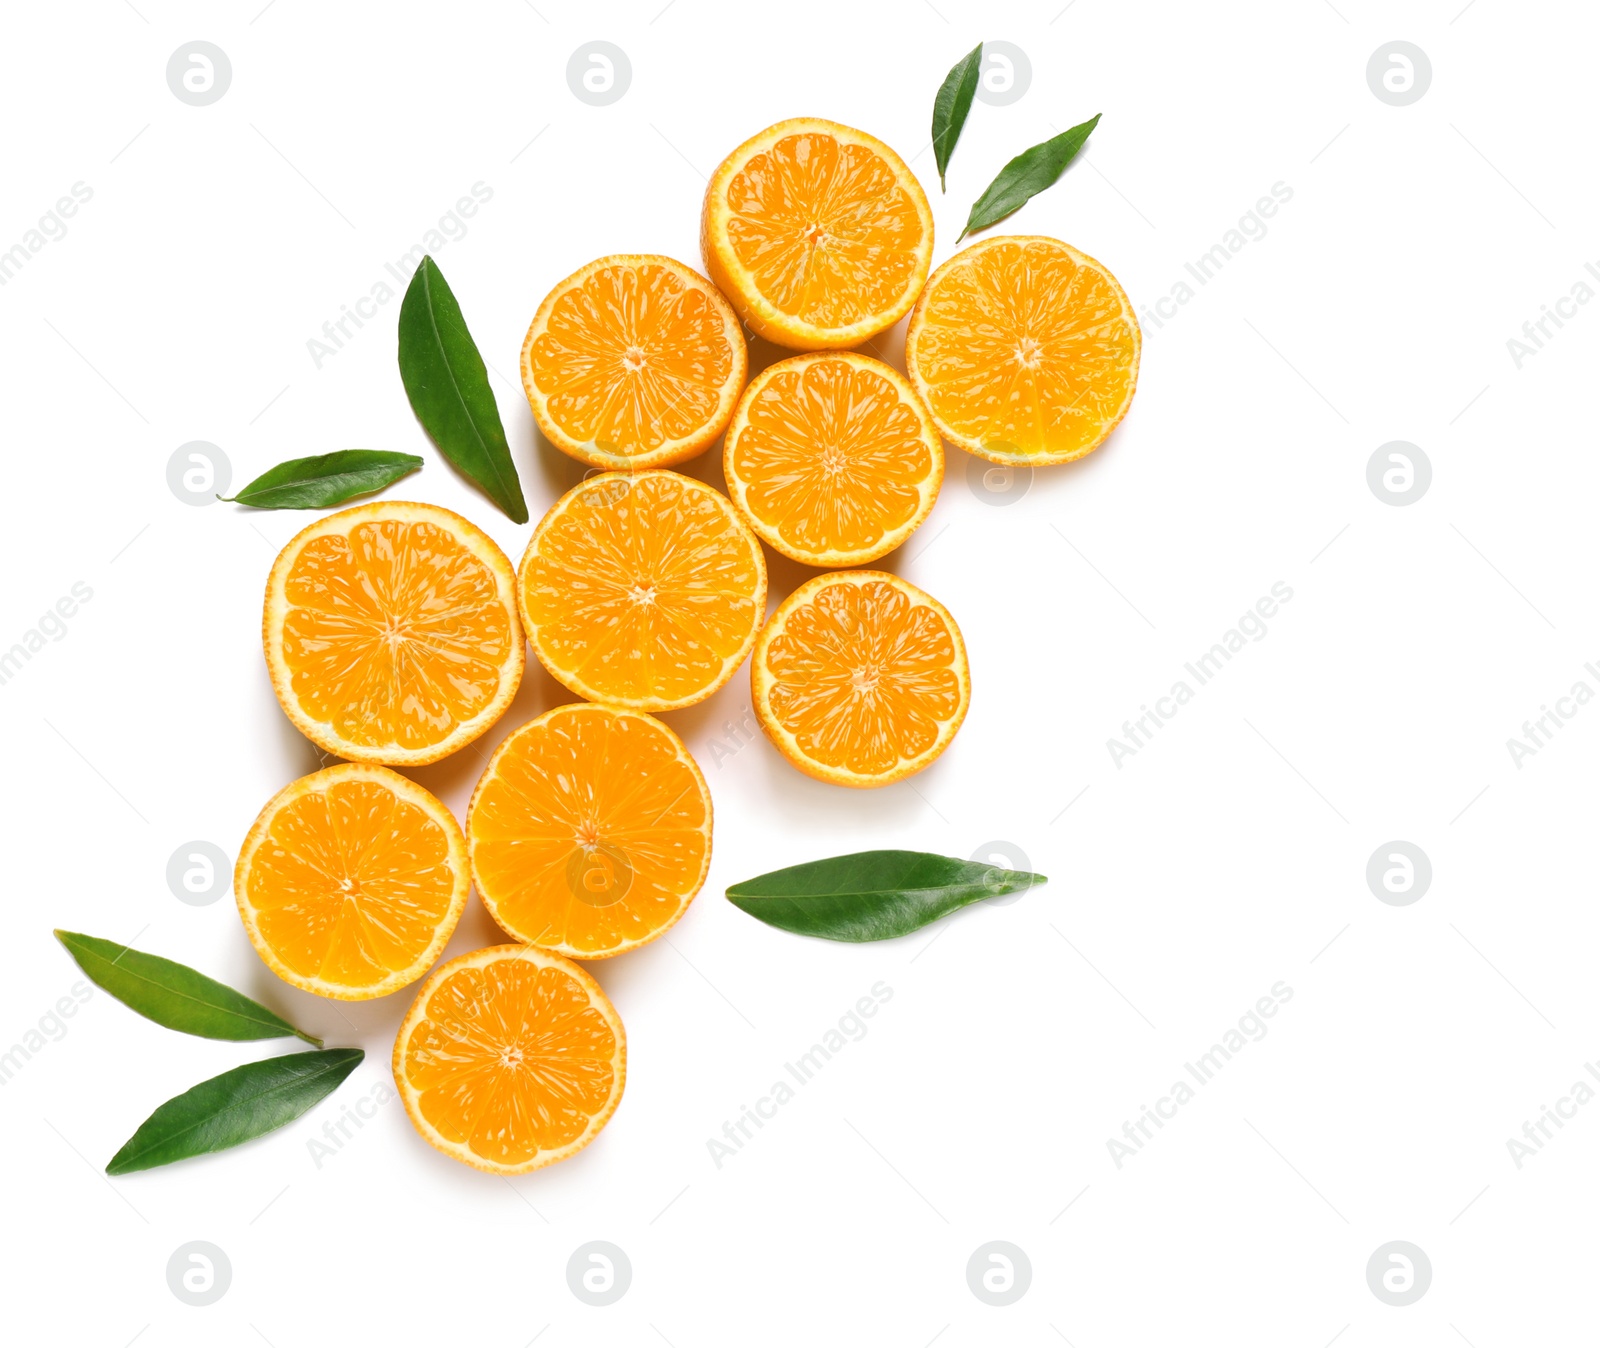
[959,113,1101,240]
[397,255,528,523]
[932,42,984,191]
[726,850,1047,942]
[54,930,320,1045]
[219,450,422,509]
[106,1049,364,1174]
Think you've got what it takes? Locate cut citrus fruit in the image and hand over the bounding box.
[905,235,1140,466]
[521,254,747,470]
[702,118,934,349]
[752,570,970,787]
[468,703,712,959]
[724,352,943,567]
[264,501,523,766]
[519,470,767,711]
[393,945,625,1175]
[235,764,469,1000]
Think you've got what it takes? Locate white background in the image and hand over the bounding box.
[1,1,1595,1343]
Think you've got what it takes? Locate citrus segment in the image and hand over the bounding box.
[263,501,523,766]
[468,704,712,959]
[393,945,625,1175]
[521,255,747,470]
[702,118,934,349]
[905,235,1140,465]
[724,353,943,567]
[519,470,767,711]
[752,570,970,788]
[235,764,469,1000]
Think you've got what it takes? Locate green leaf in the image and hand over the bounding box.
[959,113,1102,240]
[726,850,1047,942]
[54,930,320,1046]
[219,450,422,509]
[397,255,528,523]
[932,42,983,192]
[106,1049,363,1174]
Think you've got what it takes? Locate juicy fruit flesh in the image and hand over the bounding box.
[246,779,456,988]
[913,239,1137,459]
[766,579,962,776]
[530,263,736,454]
[725,132,924,329]
[282,519,512,751]
[401,957,618,1167]
[731,359,932,557]
[471,708,709,956]
[524,476,762,706]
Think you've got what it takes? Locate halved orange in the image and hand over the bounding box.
[235,764,469,1000]
[519,470,767,711]
[393,945,625,1175]
[264,502,523,766]
[724,352,943,567]
[752,570,970,787]
[905,235,1141,466]
[702,118,934,349]
[468,703,712,959]
[521,255,747,470]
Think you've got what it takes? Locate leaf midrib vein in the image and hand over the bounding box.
[114,1057,353,1167]
[80,948,290,1034]
[419,264,516,508]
